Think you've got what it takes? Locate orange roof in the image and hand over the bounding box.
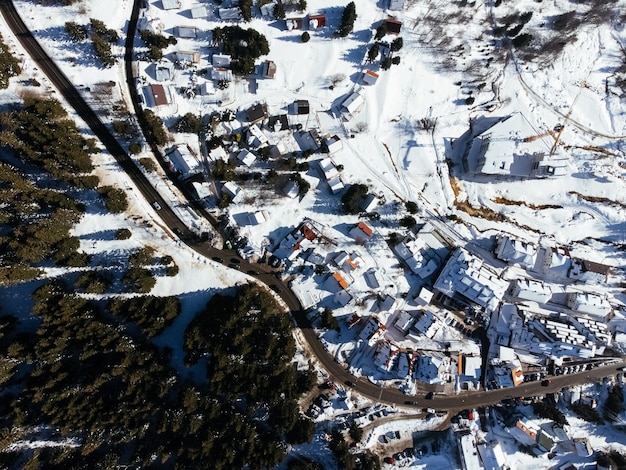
[357,221,373,237]
[516,421,537,440]
[333,272,349,289]
[301,224,317,241]
[365,70,379,79]
[512,367,524,386]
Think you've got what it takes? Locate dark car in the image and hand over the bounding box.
[541,379,551,386]
[211,256,224,263]
[230,258,241,265]
[247,270,259,276]
[269,284,282,293]
[404,401,418,406]
[425,392,434,399]
[344,380,355,388]
[228,263,241,270]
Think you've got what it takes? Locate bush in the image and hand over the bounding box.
[391,37,403,52]
[122,266,156,293]
[175,112,202,133]
[129,143,142,155]
[65,21,88,41]
[375,23,387,40]
[321,308,340,332]
[115,228,132,240]
[143,109,168,146]
[213,26,270,75]
[381,57,392,70]
[98,186,128,213]
[166,264,179,277]
[273,3,285,19]
[139,157,157,173]
[405,201,418,214]
[240,0,253,21]
[338,2,357,37]
[301,32,310,43]
[92,34,115,67]
[391,56,401,65]
[400,215,417,228]
[465,96,475,105]
[512,33,533,48]
[367,43,379,63]
[341,183,368,214]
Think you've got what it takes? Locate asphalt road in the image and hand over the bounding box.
[2,0,624,414]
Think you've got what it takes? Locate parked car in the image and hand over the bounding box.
[151,201,162,210]
[541,379,551,386]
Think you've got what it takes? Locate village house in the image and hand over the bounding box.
[384,17,402,35]
[349,221,373,243]
[361,70,379,85]
[324,135,343,154]
[308,14,326,28]
[237,149,257,167]
[145,83,171,107]
[219,7,242,21]
[221,181,242,203]
[359,317,386,346]
[268,114,289,132]
[261,60,277,79]
[294,99,310,115]
[190,5,208,18]
[212,54,232,68]
[208,145,228,162]
[167,144,200,179]
[282,180,300,199]
[493,234,538,269]
[155,61,174,81]
[175,26,197,38]
[175,50,201,64]
[246,103,269,124]
[285,17,303,30]
[341,91,365,116]
[161,0,181,10]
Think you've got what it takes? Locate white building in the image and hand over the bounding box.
[212,54,232,68]
[493,234,537,268]
[341,92,365,115]
[222,182,242,203]
[510,279,552,304]
[168,144,200,178]
[190,5,208,18]
[161,0,181,10]
[433,248,508,312]
[237,149,257,167]
[567,292,612,317]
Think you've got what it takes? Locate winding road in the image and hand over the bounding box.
[1,0,624,415]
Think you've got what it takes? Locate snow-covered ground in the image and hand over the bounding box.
[2,0,626,466]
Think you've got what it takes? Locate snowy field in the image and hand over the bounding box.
[1,0,626,467]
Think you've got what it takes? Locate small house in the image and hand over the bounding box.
[318,158,338,180]
[219,7,242,20]
[362,69,379,85]
[359,193,378,213]
[327,177,344,194]
[148,83,170,106]
[245,124,268,148]
[384,17,402,35]
[324,135,343,154]
[282,180,300,199]
[168,144,200,178]
[208,146,227,161]
[222,181,242,202]
[237,149,257,167]
[308,14,326,28]
[161,0,181,10]
[248,211,266,225]
[175,50,201,64]
[261,60,277,79]
[349,221,373,242]
[198,81,216,96]
[285,18,303,30]
[211,68,233,81]
[341,92,365,115]
[268,114,289,132]
[190,5,208,18]
[212,54,232,68]
[155,61,174,81]
[389,0,405,10]
[294,99,310,114]
[246,103,269,124]
[175,26,198,38]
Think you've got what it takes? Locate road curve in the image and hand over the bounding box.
[2,0,624,414]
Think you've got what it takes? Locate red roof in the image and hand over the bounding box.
[150,84,169,106]
[333,272,349,289]
[357,221,373,237]
[309,14,326,27]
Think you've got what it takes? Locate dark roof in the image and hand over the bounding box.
[582,259,611,276]
[268,114,289,132]
[384,17,402,34]
[246,103,268,123]
[295,99,310,114]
